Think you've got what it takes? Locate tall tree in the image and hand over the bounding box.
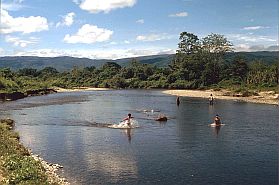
[202,33,233,54]
[177,32,200,55]
[170,32,200,71]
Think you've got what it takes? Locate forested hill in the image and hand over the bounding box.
[225,51,278,64]
[0,56,110,71]
[0,54,172,71]
[0,51,277,71]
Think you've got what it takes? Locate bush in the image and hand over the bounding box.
[3,154,47,184]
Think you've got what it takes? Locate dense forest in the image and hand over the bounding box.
[0,32,278,95]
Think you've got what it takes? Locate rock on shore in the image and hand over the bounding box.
[31,153,69,185]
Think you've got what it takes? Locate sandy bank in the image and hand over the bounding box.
[163,89,279,105]
[55,87,110,92]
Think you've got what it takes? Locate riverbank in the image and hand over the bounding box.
[163,89,279,105]
[0,88,57,101]
[0,119,67,184]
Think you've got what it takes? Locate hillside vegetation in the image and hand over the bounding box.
[0,32,278,95]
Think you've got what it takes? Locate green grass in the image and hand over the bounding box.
[0,119,59,185]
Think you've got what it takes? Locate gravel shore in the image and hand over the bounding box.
[31,153,69,185]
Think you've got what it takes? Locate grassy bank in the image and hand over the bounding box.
[0,119,61,185]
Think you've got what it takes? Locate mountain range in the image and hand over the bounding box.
[0,51,277,71]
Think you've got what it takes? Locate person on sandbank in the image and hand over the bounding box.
[123,113,134,127]
[214,114,221,126]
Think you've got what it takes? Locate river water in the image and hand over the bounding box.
[0,90,278,185]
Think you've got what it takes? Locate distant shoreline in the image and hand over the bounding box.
[55,87,110,92]
[54,87,278,105]
[163,89,279,105]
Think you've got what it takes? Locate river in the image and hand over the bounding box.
[0,90,277,185]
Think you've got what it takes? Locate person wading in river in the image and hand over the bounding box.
[123,113,133,127]
[176,96,180,106]
[209,94,214,105]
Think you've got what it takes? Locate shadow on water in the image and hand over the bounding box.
[213,125,221,137]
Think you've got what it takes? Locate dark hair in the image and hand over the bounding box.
[216,114,219,117]
[128,113,131,117]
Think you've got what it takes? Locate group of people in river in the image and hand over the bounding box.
[208,94,222,126]
[176,94,221,126]
[119,95,222,144]
[122,93,221,128]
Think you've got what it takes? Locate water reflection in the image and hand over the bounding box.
[84,151,138,184]
[124,128,132,143]
[213,126,221,137]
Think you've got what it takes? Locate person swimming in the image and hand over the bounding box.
[214,114,221,126]
[156,114,168,121]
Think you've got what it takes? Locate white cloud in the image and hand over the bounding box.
[11,47,175,59]
[124,40,130,44]
[266,45,279,51]
[136,19,144,24]
[243,26,270,30]
[234,44,279,52]
[5,36,39,48]
[2,0,25,11]
[63,24,113,44]
[76,0,137,13]
[0,48,4,55]
[157,49,176,55]
[127,48,175,56]
[72,0,82,4]
[0,9,49,34]
[169,12,188,17]
[228,34,276,42]
[136,34,171,42]
[234,44,250,51]
[56,12,75,27]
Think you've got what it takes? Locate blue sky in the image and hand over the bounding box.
[0,0,278,59]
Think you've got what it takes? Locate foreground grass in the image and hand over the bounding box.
[0,119,59,185]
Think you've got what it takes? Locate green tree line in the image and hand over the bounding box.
[0,32,278,94]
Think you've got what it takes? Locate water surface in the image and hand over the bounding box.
[0,90,277,185]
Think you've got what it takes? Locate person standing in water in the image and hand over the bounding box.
[176,96,180,106]
[123,113,133,127]
[209,94,214,105]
